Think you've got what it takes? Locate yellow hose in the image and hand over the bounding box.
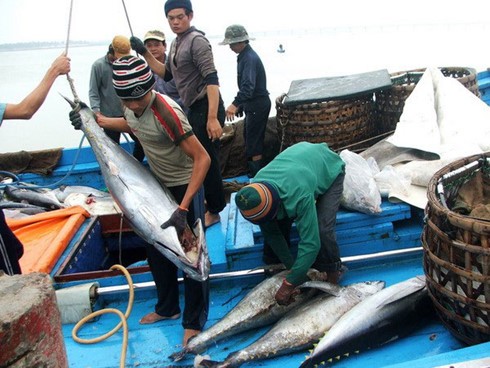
[71,265,134,368]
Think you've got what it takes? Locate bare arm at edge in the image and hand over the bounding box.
[4,53,71,120]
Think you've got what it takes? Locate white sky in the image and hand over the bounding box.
[1,0,490,44]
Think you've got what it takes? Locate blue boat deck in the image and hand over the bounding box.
[477,69,490,106]
[61,253,490,368]
[13,145,490,367]
[56,195,490,368]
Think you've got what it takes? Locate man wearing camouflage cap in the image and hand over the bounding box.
[143,30,184,110]
[220,24,271,178]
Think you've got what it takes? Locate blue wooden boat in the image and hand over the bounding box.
[9,143,490,368]
[477,69,490,106]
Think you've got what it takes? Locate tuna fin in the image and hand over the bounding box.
[298,357,313,368]
[169,349,187,362]
[248,263,286,274]
[199,359,222,368]
[379,277,426,308]
[298,280,342,296]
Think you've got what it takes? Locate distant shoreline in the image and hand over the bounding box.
[0,41,106,52]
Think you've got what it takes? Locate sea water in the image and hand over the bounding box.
[0,24,489,153]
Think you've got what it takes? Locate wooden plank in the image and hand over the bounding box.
[337,222,393,244]
[339,221,422,257]
[227,198,413,255]
[336,201,412,230]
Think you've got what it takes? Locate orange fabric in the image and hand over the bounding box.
[6,206,91,274]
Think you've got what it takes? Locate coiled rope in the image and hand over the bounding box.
[71,264,135,368]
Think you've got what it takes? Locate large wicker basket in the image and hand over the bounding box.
[423,152,490,345]
[275,93,375,152]
[375,67,480,136]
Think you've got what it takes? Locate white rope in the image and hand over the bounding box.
[121,0,134,37]
[64,0,80,103]
[0,232,14,275]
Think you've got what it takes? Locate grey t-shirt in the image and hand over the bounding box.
[123,92,193,187]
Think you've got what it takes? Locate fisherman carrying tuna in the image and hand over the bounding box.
[69,53,210,345]
[235,142,346,305]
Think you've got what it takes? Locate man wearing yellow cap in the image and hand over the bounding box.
[142,30,184,110]
[235,142,345,306]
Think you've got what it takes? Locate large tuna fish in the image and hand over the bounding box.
[201,280,385,368]
[170,270,320,362]
[300,275,432,367]
[64,98,209,281]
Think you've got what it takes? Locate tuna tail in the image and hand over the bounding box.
[59,93,78,109]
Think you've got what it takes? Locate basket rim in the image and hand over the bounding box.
[426,152,490,232]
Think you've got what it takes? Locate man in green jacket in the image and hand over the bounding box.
[235,142,345,305]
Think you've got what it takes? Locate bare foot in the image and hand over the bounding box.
[205,211,220,228]
[139,312,180,325]
[183,328,201,345]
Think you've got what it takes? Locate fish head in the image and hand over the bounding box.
[153,218,210,282]
[188,218,210,281]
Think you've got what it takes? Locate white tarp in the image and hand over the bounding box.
[364,67,490,209]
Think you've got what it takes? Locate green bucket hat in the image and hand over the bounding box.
[219,24,255,45]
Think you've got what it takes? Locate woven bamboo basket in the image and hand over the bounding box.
[423,152,490,345]
[375,67,480,136]
[275,93,375,152]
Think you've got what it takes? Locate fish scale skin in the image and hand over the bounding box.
[171,271,318,361]
[213,280,385,368]
[301,275,430,368]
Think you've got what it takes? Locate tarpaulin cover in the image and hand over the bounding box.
[6,206,90,274]
[361,67,490,209]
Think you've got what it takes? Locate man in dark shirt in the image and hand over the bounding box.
[220,24,271,177]
[130,0,227,228]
